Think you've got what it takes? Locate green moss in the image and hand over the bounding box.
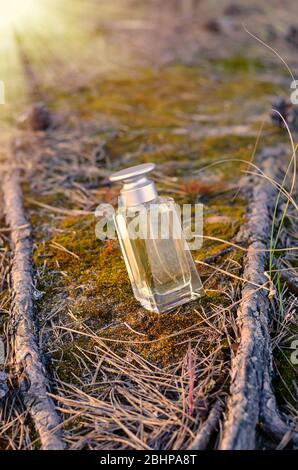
[271,319,298,407]
[106,130,195,165]
[211,55,265,74]
[34,216,138,318]
[193,196,246,264]
[46,62,280,131]
[100,290,228,367]
[201,134,254,156]
[273,347,297,406]
[50,336,95,384]
[55,66,204,127]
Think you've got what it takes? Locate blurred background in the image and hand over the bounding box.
[0,0,298,121]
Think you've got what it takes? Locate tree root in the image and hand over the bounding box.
[260,366,298,447]
[3,168,65,450]
[188,400,223,450]
[220,146,298,449]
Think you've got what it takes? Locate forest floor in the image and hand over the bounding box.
[0,0,297,450]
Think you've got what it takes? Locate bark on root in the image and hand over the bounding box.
[3,168,65,450]
[220,146,298,450]
[188,400,223,450]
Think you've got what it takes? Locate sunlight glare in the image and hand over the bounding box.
[0,0,42,30]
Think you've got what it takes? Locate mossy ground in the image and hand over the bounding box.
[26,61,292,403]
[32,210,233,371]
[272,319,298,407]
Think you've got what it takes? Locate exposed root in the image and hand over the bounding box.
[220,146,298,449]
[188,400,223,450]
[2,164,65,450]
[261,367,298,447]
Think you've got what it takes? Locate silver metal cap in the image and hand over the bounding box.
[109,163,157,207]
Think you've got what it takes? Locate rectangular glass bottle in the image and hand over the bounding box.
[114,197,203,313]
[110,163,204,313]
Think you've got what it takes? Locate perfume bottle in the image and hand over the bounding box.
[110,163,204,313]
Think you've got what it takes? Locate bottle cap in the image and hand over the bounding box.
[109,163,157,207]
